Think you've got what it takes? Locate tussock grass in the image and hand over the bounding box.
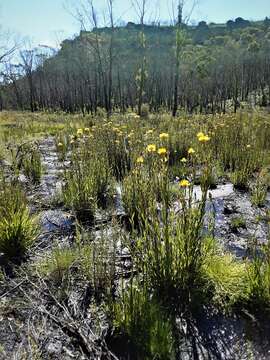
[0,180,38,262]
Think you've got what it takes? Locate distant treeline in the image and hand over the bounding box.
[1,17,270,115]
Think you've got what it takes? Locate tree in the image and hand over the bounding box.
[0,28,19,64]
[20,48,37,112]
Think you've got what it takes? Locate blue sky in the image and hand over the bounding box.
[1,0,269,47]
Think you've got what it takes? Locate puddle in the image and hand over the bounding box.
[40,210,74,232]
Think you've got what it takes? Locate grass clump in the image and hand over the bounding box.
[122,168,156,231]
[111,284,175,360]
[12,143,43,184]
[251,171,268,207]
[246,242,270,312]
[0,181,38,263]
[231,216,246,232]
[203,238,248,309]
[37,247,77,283]
[62,149,113,223]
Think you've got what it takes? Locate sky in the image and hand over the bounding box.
[1,0,270,48]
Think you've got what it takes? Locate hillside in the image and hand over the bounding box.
[1,17,270,114]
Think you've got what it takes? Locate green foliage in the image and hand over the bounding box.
[246,242,270,311]
[0,181,38,262]
[13,143,43,184]
[62,145,113,223]
[80,234,116,297]
[251,172,268,207]
[132,186,209,307]
[203,239,248,309]
[55,133,70,162]
[112,284,175,360]
[231,216,246,232]
[37,247,77,283]
[122,168,156,231]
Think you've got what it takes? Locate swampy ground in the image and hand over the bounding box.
[1,110,270,359]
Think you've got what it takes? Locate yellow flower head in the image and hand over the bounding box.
[198,135,210,142]
[57,142,63,148]
[180,157,187,163]
[197,132,204,138]
[77,128,83,136]
[188,147,195,155]
[147,144,156,153]
[136,156,144,164]
[84,127,90,133]
[179,179,191,188]
[157,147,167,156]
[159,133,169,140]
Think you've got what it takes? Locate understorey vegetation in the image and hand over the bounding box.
[0,110,270,358]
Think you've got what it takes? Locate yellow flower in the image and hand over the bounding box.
[84,127,90,133]
[147,144,156,152]
[57,142,63,148]
[197,132,204,138]
[179,179,191,188]
[157,147,167,156]
[77,128,83,136]
[188,147,195,155]
[180,157,187,163]
[159,133,169,140]
[136,156,144,164]
[198,135,210,142]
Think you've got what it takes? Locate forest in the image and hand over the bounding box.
[1,13,270,115]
